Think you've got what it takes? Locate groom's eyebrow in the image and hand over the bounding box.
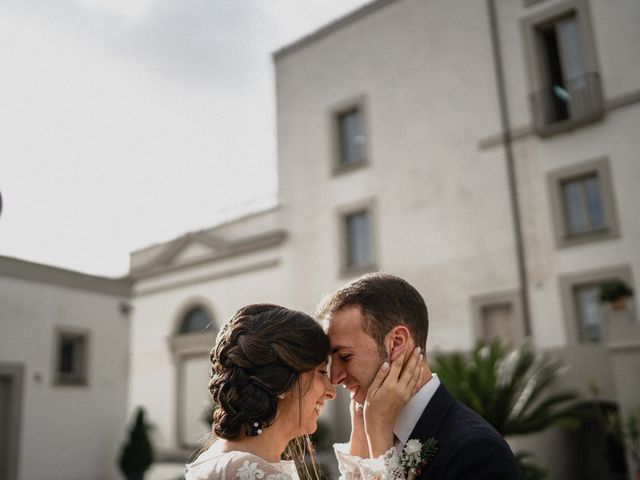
[330,346,348,354]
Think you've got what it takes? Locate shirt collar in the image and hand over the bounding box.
[393,373,440,446]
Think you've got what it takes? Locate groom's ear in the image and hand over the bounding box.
[386,326,411,362]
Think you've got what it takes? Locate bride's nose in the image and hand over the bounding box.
[324,377,337,400]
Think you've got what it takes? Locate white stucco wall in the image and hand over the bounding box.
[493,0,640,348]
[0,268,130,480]
[275,0,640,353]
[129,235,291,452]
[275,0,519,352]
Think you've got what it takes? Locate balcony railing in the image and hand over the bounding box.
[530,72,604,135]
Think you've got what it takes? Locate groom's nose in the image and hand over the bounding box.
[329,361,345,386]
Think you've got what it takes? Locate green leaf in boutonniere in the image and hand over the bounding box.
[402,438,439,479]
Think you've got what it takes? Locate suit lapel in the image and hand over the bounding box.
[408,383,456,441]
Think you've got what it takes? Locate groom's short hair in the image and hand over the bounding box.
[317,272,428,353]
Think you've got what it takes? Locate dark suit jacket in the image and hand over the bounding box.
[408,383,523,480]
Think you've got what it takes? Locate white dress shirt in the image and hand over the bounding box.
[393,373,440,455]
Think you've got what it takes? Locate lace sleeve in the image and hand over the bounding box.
[224,454,295,480]
[333,443,405,480]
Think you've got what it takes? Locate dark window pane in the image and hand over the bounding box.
[584,176,604,229]
[563,179,587,233]
[346,211,372,268]
[57,334,86,383]
[60,338,75,374]
[338,109,365,165]
[180,307,212,333]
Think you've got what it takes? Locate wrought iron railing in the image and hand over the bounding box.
[530,72,603,134]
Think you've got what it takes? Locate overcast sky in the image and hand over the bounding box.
[0,0,371,277]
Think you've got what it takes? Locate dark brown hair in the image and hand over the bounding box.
[316,272,429,354]
[208,304,330,440]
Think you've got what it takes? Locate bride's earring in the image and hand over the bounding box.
[277,393,287,400]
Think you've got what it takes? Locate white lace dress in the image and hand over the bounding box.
[334,443,405,480]
[185,449,299,480]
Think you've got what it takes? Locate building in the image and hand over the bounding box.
[128,0,640,478]
[0,256,131,480]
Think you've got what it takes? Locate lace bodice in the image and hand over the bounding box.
[185,449,299,480]
[334,443,405,480]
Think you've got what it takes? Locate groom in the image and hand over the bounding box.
[318,273,523,479]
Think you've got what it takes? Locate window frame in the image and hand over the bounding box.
[547,157,620,248]
[168,299,218,450]
[330,95,370,175]
[338,199,377,277]
[559,265,635,345]
[521,0,602,135]
[470,290,525,346]
[52,327,90,387]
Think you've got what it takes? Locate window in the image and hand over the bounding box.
[340,205,375,274]
[331,96,368,174]
[169,301,218,448]
[573,282,603,342]
[471,291,524,346]
[561,173,604,235]
[54,329,89,386]
[522,1,602,134]
[338,108,365,166]
[560,265,634,345]
[178,306,213,334]
[548,157,619,247]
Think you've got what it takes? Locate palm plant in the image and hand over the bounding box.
[433,338,584,437]
[433,339,588,479]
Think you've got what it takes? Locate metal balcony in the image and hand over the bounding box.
[530,72,604,135]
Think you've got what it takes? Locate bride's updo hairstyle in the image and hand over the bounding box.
[209,303,330,439]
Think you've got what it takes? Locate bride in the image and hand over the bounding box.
[185,303,422,480]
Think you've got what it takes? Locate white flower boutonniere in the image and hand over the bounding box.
[400,438,439,479]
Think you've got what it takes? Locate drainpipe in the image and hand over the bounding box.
[487,0,532,337]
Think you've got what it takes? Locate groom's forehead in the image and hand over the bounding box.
[327,306,375,349]
[327,309,365,336]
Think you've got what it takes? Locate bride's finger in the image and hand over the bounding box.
[366,358,392,395]
[411,365,424,396]
[407,350,423,394]
[398,346,421,387]
[387,345,408,382]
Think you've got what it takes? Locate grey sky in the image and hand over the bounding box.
[0,0,370,277]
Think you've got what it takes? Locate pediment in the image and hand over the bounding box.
[136,233,228,273]
[171,241,215,264]
[131,226,287,278]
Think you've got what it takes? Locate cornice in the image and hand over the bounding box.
[0,255,131,297]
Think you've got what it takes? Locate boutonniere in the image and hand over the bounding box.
[401,438,439,479]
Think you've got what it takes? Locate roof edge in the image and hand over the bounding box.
[0,255,132,297]
[273,0,400,61]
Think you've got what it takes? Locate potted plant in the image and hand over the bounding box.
[599,281,634,310]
